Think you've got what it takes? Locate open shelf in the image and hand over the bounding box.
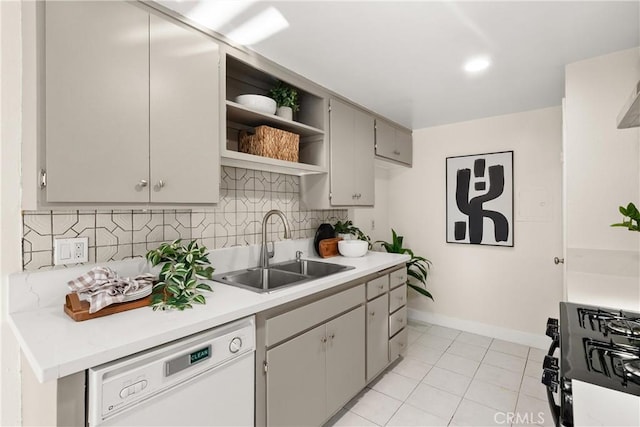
[221,150,327,176]
[226,101,324,138]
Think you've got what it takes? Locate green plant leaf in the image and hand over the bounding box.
[408,283,433,300]
[196,283,213,292]
[193,294,206,305]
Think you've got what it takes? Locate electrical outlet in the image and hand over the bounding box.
[54,237,89,265]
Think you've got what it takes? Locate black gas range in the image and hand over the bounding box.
[543,302,640,427]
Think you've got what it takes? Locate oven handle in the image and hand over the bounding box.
[546,337,561,427]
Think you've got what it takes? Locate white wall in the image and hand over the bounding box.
[386,106,564,346]
[564,48,640,310]
[1,1,25,425]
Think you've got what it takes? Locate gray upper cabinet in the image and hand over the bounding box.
[45,1,150,203]
[43,1,219,205]
[149,14,220,203]
[375,119,413,166]
[329,99,375,206]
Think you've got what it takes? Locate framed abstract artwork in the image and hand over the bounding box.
[446,151,514,247]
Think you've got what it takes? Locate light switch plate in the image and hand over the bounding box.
[54,237,89,265]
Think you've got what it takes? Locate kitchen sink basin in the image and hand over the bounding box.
[214,268,309,293]
[270,259,351,277]
[213,259,353,293]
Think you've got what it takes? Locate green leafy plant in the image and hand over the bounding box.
[611,202,640,231]
[376,229,433,300]
[268,81,299,111]
[333,220,371,246]
[146,239,214,311]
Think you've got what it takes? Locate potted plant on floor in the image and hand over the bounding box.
[146,239,214,311]
[377,229,433,300]
[268,81,299,120]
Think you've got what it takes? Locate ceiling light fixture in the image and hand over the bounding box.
[226,6,289,46]
[464,57,491,73]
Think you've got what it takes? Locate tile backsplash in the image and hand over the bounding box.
[22,167,347,271]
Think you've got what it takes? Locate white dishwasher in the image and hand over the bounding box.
[88,316,255,427]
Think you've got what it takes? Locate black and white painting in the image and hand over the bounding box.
[446,151,513,247]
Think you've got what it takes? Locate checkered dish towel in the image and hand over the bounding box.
[68,267,155,313]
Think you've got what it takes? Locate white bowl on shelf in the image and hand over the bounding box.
[338,240,369,258]
[235,94,276,115]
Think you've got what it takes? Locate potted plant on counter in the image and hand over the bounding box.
[611,202,640,231]
[146,239,214,311]
[377,229,433,300]
[333,220,372,247]
[268,81,299,120]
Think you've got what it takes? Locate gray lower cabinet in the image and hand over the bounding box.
[266,306,365,426]
[366,293,389,382]
[44,1,220,204]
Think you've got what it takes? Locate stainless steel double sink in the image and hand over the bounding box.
[213,259,354,293]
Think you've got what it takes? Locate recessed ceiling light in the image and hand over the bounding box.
[464,57,491,73]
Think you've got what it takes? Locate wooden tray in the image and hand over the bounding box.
[318,237,342,258]
[63,293,151,321]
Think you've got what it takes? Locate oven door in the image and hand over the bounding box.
[542,318,573,427]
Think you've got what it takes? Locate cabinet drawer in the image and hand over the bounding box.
[390,268,407,289]
[389,284,407,314]
[389,306,407,337]
[366,275,388,300]
[389,328,408,361]
[266,284,365,347]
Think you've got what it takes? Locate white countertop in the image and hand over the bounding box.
[8,240,409,382]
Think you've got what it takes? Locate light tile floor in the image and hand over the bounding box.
[325,321,553,427]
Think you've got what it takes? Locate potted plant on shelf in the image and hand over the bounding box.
[146,239,214,311]
[268,81,299,120]
[333,220,371,247]
[376,229,433,300]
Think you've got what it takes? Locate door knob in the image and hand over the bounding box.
[554,257,564,265]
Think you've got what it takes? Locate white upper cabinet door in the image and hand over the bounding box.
[329,99,375,206]
[149,15,220,204]
[375,119,413,166]
[329,99,357,205]
[353,108,375,205]
[45,1,150,203]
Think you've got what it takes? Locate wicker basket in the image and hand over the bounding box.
[239,125,300,162]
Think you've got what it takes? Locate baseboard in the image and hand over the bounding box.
[407,308,550,350]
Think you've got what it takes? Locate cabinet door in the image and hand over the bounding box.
[375,119,412,166]
[266,323,327,427]
[45,1,149,202]
[329,99,357,205]
[395,127,413,166]
[325,306,365,416]
[366,294,389,382]
[375,119,396,160]
[149,15,220,203]
[353,108,375,205]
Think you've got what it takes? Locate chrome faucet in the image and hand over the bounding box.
[260,210,292,268]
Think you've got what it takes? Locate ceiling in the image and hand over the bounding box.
[158,1,640,129]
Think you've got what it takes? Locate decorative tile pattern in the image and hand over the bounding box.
[21,167,348,271]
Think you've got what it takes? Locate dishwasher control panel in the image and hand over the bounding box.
[88,316,255,425]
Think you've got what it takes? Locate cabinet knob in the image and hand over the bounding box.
[378,284,384,290]
[329,333,335,340]
[321,336,327,343]
[139,179,148,187]
[369,311,375,316]
[393,150,401,155]
[157,180,165,189]
[397,318,404,323]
